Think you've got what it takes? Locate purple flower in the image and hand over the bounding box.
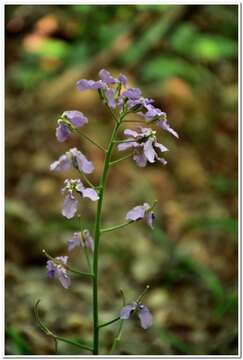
[67,229,94,252]
[62,192,78,219]
[82,229,94,252]
[143,104,165,121]
[99,69,117,84]
[118,127,168,167]
[76,79,105,92]
[126,202,155,229]
[63,111,88,127]
[46,256,71,289]
[62,179,99,219]
[56,111,88,142]
[120,302,152,329]
[122,87,142,100]
[50,148,94,174]
[67,232,81,251]
[50,154,72,172]
[157,118,179,138]
[56,123,70,142]
[69,148,94,174]
[104,88,116,109]
[118,74,128,87]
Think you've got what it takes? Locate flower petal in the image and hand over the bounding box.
[124,128,139,138]
[67,232,81,252]
[80,187,99,201]
[145,211,155,229]
[99,69,117,84]
[143,139,156,163]
[154,142,169,153]
[56,123,70,142]
[122,88,141,100]
[62,193,78,219]
[105,88,116,109]
[70,148,94,174]
[117,141,137,151]
[46,260,56,278]
[138,305,153,329]
[120,304,136,319]
[63,111,88,128]
[118,74,128,86]
[76,79,105,91]
[157,119,179,138]
[57,269,71,289]
[50,154,71,172]
[126,204,148,221]
[82,229,94,252]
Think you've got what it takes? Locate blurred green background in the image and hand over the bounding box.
[5,4,238,356]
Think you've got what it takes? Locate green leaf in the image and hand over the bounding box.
[141,56,201,83]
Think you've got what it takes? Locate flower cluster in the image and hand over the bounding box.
[43,69,178,347]
[118,127,169,167]
[76,69,178,138]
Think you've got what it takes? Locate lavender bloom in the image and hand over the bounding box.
[63,111,88,127]
[69,148,94,174]
[126,202,155,229]
[62,192,78,219]
[76,79,105,91]
[122,87,141,100]
[62,179,99,219]
[118,127,168,167]
[67,232,81,251]
[120,302,152,329]
[157,118,179,138]
[46,256,71,289]
[67,229,94,252]
[56,123,70,142]
[118,74,128,87]
[56,111,88,142]
[82,229,94,252]
[99,69,117,84]
[50,154,71,172]
[50,148,94,174]
[104,88,116,109]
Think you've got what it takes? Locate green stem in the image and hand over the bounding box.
[92,114,125,355]
[110,153,133,166]
[110,319,125,354]
[101,220,133,234]
[98,316,120,329]
[76,129,106,152]
[80,171,96,189]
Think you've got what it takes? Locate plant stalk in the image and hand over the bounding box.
[92,115,124,355]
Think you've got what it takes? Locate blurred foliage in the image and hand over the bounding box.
[5,4,238,356]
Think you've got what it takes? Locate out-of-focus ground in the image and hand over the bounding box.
[5,4,238,355]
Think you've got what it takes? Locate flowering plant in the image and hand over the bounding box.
[34,69,178,355]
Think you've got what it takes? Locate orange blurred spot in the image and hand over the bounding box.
[35,15,59,36]
[23,34,44,52]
